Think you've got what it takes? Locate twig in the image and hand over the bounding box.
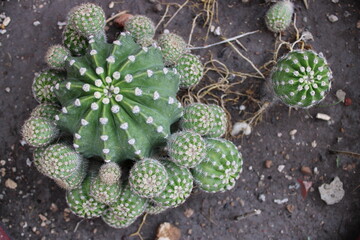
[106,11,128,23]
[155,4,170,31]
[129,213,148,240]
[188,30,259,50]
[73,219,85,232]
[164,0,190,28]
[328,149,360,159]
[188,13,201,46]
[234,209,262,221]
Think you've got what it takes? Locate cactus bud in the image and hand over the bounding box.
[265,0,294,33]
[22,117,59,147]
[45,44,70,70]
[158,33,187,66]
[176,54,203,88]
[125,15,155,47]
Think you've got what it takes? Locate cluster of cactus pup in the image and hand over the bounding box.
[21,3,243,229]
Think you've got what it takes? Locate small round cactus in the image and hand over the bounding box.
[33,147,48,176]
[30,103,60,121]
[125,15,155,47]
[98,162,121,185]
[32,70,65,103]
[191,138,243,193]
[62,25,89,56]
[265,0,294,33]
[66,176,107,218]
[45,45,70,70]
[53,161,87,190]
[22,117,59,147]
[158,33,187,66]
[271,50,332,108]
[181,103,214,135]
[167,131,206,168]
[102,185,147,228]
[67,3,106,38]
[153,161,193,208]
[176,54,203,87]
[207,105,227,137]
[129,158,168,198]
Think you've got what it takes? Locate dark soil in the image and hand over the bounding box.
[1,0,360,240]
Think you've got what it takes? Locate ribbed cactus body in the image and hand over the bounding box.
[90,175,121,205]
[99,162,121,185]
[63,25,89,56]
[22,117,59,147]
[45,45,70,70]
[181,103,214,135]
[176,54,203,88]
[167,131,206,168]
[158,33,187,66]
[54,34,183,163]
[31,103,60,121]
[207,105,227,137]
[54,161,87,190]
[271,50,332,108]
[265,1,294,33]
[102,185,147,228]
[129,158,168,198]
[191,138,243,193]
[125,15,155,47]
[153,161,193,208]
[32,70,65,103]
[66,176,107,218]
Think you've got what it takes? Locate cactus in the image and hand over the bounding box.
[129,158,168,198]
[45,45,70,70]
[67,3,106,38]
[265,0,294,33]
[101,185,147,228]
[191,138,243,193]
[62,24,89,56]
[53,163,87,190]
[207,104,227,137]
[54,33,183,163]
[153,161,193,208]
[271,50,332,108]
[32,70,65,103]
[90,163,122,204]
[30,103,60,121]
[22,117,59,147]
[125,15,155,47]
[176,54,204,88]
[158,33,187,66]
[167,131,206,168]
[146,201,169,215]
[180,103,214,135]
[66,175,107,218]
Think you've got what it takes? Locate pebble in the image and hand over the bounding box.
[156,222,181,240]
[302,30,314,42]
[286,204,295,213]
[336,89,346,102]
[214,26,221,36]
[277,165,285,173]
[239,105,246,111]
[5,87,10,93]
[314,167,319,175]
[344,11,351,18]
[258,194,266,202]
[0,168,5,177]
[108,2,115,8]
[3,17,11,27]
[300,166,312,175]
[231,122,251,136]
[264,160,273,169]
[331,0,339,3]
[183,208,194,218]
[311,140,317,148]
[154,3,163,12]
[5,178,17,189]
[50,203,58,212]
[274,198,288,204]
[357,20,360,29]
[26,158,32,167]
[319,177,345,205]
[289,129,297,136]
[277,132,282,137]
[0,160,6,166]
[316,113,331,121]
[327,14,338,23]
[33,21,41,26]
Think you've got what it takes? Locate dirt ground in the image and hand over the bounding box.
[0,0,360,239]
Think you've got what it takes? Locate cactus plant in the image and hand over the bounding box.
[62,25,89,56]
[32,70,65,103]
[191,138,243,193]
[45,45,70,70]
[158,33,187,66]
[265,0,294,33]
[30,103,60,121]
[180,103,214,135]
[167,131,206,168]
[271,50,332,108]
[207,104,227,138]
[129,158,168,198]
[54,33,183,163]
[176,54,204,88]
[125,15,155,47]
[22,117,59,147]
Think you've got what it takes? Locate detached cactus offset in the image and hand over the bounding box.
[271,50,332,108]
[265,0,294,33]
[22,3,244,229]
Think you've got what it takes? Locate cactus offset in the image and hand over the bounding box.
[181,103,214,135]
[125,15,155,47]
[158,33,187,66]
[176,54,204,87]
[207,105,227,137]
[265,1,294,33]
[32,70,65,103]
[62,24,89,56]
[22,117,59,147]
[31,103,60,121]
[271,50,332,108]
[191,138,243,193]
[45,45,70,70]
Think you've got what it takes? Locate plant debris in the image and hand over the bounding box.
[156,222,181,240]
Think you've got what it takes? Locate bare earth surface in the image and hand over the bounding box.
[0,0,359,239]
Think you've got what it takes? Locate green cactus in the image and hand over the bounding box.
[53,158,87,190]
[90,163,122,204]
[153,161,193,208]
[45,44,70,70]
[67,3,106,38]
[54,33,182,163]
[62,24,89,56]
[271,50,332,108]
[167,131,206,168]
[265,1,294,33]
[191,138,243,193]
[66,175,107,218]
[129,158,168,198]
[176,54,203,88]
[207,104,227,137]
[33,147,48,176]
[32,70,65,103]
[180,103,214,135]
[22,117,59,147]
[30,103,60,121]
[158,33,187,66]
[125,15,155,47]
[102,185,147,228]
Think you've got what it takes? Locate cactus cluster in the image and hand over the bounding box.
[22,3,243,229]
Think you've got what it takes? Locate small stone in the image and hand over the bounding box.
[214,26,221,36]
[343,11,351,18]
[0,160,5,166]
[26,158,32,167]
[39,214,48,222]
[277,165,285,173]
[357,20,360,29]
[108,2,114,8]
[289,129,297,136]
[319,177,345,205]
[156,222,181,240]
[265,160,273,169]
[258,194,266,202]
[231,122,251,136]
[50,203,58,212]
[5,178,17,189]
[331,0,339,3]
[336,89,346,102]
[187,229,192,235]
[300,166,312,175]
[277,132,282,137]
[154,3,163,12]
[301,30,314,42]
[314,167,319,175]
[33,21,41,26]
[286,204,295,213]
[4,87,10,93]
[311,140,317,148]
[327,14,338,23]
[316,113,331,121]
[274,198,288,204]
[184,208,194,218]
[3,17,11,27]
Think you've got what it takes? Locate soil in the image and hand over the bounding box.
[1,0,360,240]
